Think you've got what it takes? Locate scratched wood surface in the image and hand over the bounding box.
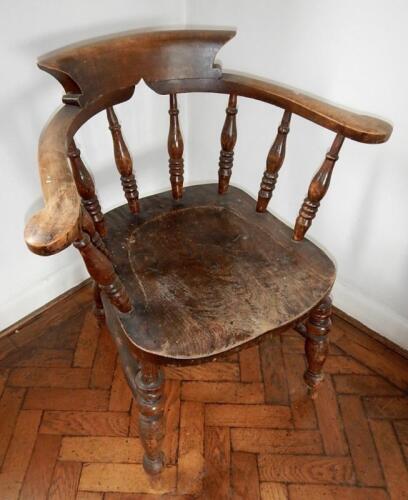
[0,283,407,499]
[105,184,335,361]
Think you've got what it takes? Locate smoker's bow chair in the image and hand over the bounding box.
[24,29,392,475]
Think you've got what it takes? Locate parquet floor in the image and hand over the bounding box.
[0,285,407,499]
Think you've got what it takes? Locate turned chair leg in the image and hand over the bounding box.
[135,360,165,475]
[92,281,105,322]
[304,295,332,396]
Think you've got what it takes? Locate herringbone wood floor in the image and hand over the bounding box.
[0,285,407,499]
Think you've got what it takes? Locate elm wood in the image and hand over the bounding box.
[24,87,134,256]
[100,184,335,363]
[218,94,238,194]
[256,109,291,212]
[304,296,332,394]
[294,133,345,241]
[148,72,392,144]
[135,360,165,474]
[168,94,184,199]
[68,140,106,236]
[106,106,140,213]
[73,226,132,314]
[38,29,234,106]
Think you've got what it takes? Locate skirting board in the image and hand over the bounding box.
[332,279,408,351]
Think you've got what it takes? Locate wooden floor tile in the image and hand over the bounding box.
[0,387,25,466]
[288,484,389,500]
[48,460,82,500]
[19,434,61,500]
[370,419,408,500]
[205,403,292,428]
[78,463,177,494]
[239,345,263,382]
[260,335,289,404]
[41,411,129,436]
[24,387,109,411]
[181,381,264,404]
[231,428,323,454]
[202,426,231,499]
[231,452,260,500]
[339,395,384,486]
[177,401,204,495]
[258,454,354,484]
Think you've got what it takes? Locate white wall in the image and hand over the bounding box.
[0,0,187,329]
[187,0,408,348]
[1,0,407,349]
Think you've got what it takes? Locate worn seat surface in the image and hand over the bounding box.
[104,184,335,361]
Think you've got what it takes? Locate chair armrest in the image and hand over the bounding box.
[220,73,392,143]
[24,105,82,256]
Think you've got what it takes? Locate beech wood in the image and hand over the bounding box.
[304,296,332,394]
[168,94,184,199]
[68,141,106,236]
[218,94,238,194]
[294,133,345,241]
[135,360,165,474]
[256,109,291,212]
[106,106,140,213]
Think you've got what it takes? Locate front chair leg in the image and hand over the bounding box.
[135,360,165,475]
[304,295,332,396]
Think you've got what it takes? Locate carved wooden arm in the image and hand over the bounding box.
[24,105,82,256]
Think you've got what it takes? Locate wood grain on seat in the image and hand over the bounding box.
[103,185,335,361]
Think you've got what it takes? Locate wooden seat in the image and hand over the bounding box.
[23,28,392,476]
[104,184,335,361]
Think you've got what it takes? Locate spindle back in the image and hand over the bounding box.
[24,28,392,257]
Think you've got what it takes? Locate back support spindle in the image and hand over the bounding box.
[168,94,184,200]
[106,107,140,213]
[256,110,292,212]
[68,140,106,237]
[218,94,238,194]
[293,133,345,241]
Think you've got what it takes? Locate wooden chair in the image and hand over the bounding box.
[24,29,392,476]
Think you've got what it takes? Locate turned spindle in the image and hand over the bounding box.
[168,94,184,199]
[293,133,345,241]
[136,360,165,475]
[106,106,140,213]
[256,110,291,212]
[218,94,238,194]
[74,226,132,314]
[304,296,332,396]
[81,208,110,259]
[68,141,106,236]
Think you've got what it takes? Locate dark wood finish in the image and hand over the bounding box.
[256,110,291,212]
[218,94,238,194]
[168,94,184,199]
[1,288,407,498]
[68,140,106,236]
[102,184,335,362]
[294,133,345,241]
[304,296,332,394]
[74,214,132,314]
[23,28,393,478]
[106,106,140,213]
[135,360,165,474]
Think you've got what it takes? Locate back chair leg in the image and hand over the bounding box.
[135,359,165,475]
[304,295,332,396]
[92,282,105,322]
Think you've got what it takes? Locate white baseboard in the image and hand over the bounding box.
[332,280,408,350]
[0,260,88,332]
